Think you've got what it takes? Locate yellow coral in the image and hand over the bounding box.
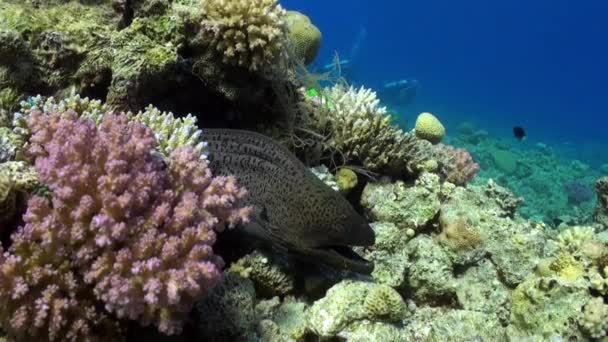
[549,252,584,282]
[437,217,482,250]
[284,11,321,65]
[0,161,38,224]
[201,0,288,71]
[363,284,406,321]
[335,167,357,193]
[415,112,445,144]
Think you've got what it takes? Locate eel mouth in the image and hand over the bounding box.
[305,244,374,274]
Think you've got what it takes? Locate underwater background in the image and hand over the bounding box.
[286,0,608,224]
[286,0,608,152]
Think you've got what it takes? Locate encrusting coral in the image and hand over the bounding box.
[0,110,251,340]
[200,0,288,71]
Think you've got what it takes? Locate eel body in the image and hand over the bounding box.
[203,129,375,274]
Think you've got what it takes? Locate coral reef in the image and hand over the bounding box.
[13,94,208,160]
[451,124,599,224]
[579,297,608,339]
[361,173,442,234]
[563,179,594,205]
[414,112,445,144]
[0,110,250,339]
[200,0,288,71]
[595,176,608,228]
[284,11,321,65]
[307,280,408,337]
[196,273,257,340]
[435,144,479,185]
[306,84,434,174]
[335,167,358,193]
[0,161,38,226]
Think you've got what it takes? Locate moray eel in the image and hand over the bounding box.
[204,129,375,274]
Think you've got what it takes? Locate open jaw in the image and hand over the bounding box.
[302,244,374,274]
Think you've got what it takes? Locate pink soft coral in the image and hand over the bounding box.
[0,110,250,340]
[436,144,479,186]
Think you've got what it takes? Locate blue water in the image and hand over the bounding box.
[283,0,608,161]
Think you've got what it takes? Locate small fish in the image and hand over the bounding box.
[513,126,526,141]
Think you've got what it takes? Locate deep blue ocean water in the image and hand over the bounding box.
[283,0,608,165]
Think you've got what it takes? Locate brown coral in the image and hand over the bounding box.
[200,0,288,71]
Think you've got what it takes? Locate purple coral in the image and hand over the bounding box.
[563,179,594,205]
[0,110,251,340]
[436,144,479,186]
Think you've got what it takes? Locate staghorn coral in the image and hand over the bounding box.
[435,144,479,186]
[200,0,288,71]
[0,110,250,340]
[310,84,434,174]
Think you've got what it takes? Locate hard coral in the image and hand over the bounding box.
[311,84,434,174]
[14,94,208,160]
[594,176,608,228]
[0,110,250,340]
[285,11,321,65]
[415,112,445,144]
[435,144,479,186]
[201,0,288,71]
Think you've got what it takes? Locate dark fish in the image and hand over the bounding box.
[513,126,526,140]
[203,129,375,274]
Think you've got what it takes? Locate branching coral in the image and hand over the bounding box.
[128,105,209,159]
[200,0,288,71]
[308,84,434,174]
[13,94,208,159]
[0,110,250,340]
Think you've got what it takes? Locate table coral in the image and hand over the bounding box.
[0,110,250,340]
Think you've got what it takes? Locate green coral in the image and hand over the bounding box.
[510,276,588,339]
[255,297,309,341]
[285,10,321,65]
[491,149,518,174]
[196,273,257,341]
[0,161,38,225]
[361,173,442,232]
[307,280,408,337]
[229,250,295,297]
[335,167,358,193]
